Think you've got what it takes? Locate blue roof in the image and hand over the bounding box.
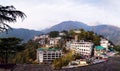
[95,46,105,50]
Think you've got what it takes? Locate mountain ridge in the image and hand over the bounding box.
[0,28,43,42]
[43,21,120,45]
[0,21,120,45]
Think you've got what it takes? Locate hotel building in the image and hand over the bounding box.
[37,48,63,63]
[66,40,94,57]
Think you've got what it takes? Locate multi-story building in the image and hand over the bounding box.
[66,40,94,57]
[100,38,110,51]
[37,48,63,63]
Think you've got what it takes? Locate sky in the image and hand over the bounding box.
[0,0,120,30]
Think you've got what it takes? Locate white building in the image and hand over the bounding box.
[59,32,66,36]
[49,37,61,46]
[66,40,94,57]
[74,30,81,34]
[33,34,49,41]
[33,34,50,46]
[100,38,110,51]
[37,48,63,63]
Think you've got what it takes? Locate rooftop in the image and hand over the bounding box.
[95,46,106,50]
[37,48,61,51]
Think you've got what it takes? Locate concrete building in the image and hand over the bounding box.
[49,37,61,46]
[33,34,49,41]
[59,32,66,36]
[33,34,50,46]
[94,46,106,57]
[37,48,63,63]
[66,40,94,57]
[94,46,108,59]
[74,30,81,34]
[100,39,110,51]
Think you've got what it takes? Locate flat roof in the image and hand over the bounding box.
[95,46,105,50]
[37,48,61,51]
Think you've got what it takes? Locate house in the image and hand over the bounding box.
[37,48,63,63]
[100,38,110,51]
[49,37,61,46]
[59,32,66,36]
[74,30,81,34]
[66,40,94,57]
[94,46,107,58]
[33,34,50,45]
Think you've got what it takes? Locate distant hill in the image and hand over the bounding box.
[42,21,92,33]
[93,25,120,45]
[43,21,120,45]
[0,28,43,42]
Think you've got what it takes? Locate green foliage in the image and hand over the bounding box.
[0,5,26,32]
[69,29,101,46]
[13,40,40,63]
[49,31,59,38]
[52,51,74,69]
[0,37,23,64]
[114,45,120,52]
[74,53,82,60]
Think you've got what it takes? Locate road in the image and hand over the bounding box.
[10,56,120,71]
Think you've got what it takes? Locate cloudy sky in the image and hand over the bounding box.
[0,0,120,30]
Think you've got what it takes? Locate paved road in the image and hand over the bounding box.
[12,56,120,71]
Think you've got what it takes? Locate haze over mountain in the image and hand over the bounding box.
[0,28,43,42]
[43,21,120,45]
[42,21,92,33]
[0,21,120,45]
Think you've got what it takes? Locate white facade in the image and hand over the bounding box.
[59,32,66,36]
[66,40,93,57]
[74,30,81,33]
[37,48,63,63]
[100,39,110,50]
[49,37,61,46]
[33,35,49,41]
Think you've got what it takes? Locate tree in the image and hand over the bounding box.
[0,37,23,64]
[0,5,26,32]
[13,40,40,63]
[52,51,74,69]
[49,31,59,38]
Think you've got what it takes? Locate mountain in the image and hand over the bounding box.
[42,21,92,33]
[0,28,43,42]
[43,21,120,45]
[93,25,120,45]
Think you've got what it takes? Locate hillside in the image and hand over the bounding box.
[43,21,120,45]
[0,28,43,42]
[93,25,120,45]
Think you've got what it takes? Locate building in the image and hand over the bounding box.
[100,38,110,51]
[74,30,81,34]
[49,37,61,46]
[59,32,66,36]
[37,48,63,63]
[74,30,81,41]
[66,40,94,57]
[94,46,109,60]
[33,34,50,46]
[33,34,49,41]
[94,46,106,57]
